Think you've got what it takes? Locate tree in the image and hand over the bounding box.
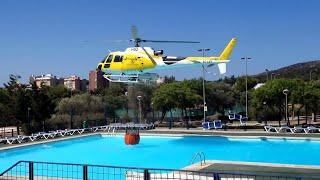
[102,83,126,122]
[3,74,31,133]
[56,94,86,128]
[206,82,236,114]
[233,76,258,92]
[47,85,69,104]
[152,83,177,124]
[0,89,11,127]
[135,84,156,123]
[303,83,320,123]
[163,76,176,84]
[252,79,298,125]
[30,83,55,132]
[182,79,236,114]
[291,81,306,124]
[218,75,237,85]
[176,84,201,127]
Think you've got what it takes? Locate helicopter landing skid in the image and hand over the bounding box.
[103,73,158,83]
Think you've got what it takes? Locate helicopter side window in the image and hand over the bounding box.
[114,55,123,62]
[106,55,113,63]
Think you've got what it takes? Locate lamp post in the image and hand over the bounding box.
[151,102,154,124]
[271,73,275,80]
[275,73,280,79]
[263,101,267,125]
[137,95,142,124]
[241,57,251,118]
[125,92,129,115]
[265,69,269,81]
[27,107,31,133]
[198,48,210,123]
[283,89,289,125]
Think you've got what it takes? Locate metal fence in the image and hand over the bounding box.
[0,161,303,180]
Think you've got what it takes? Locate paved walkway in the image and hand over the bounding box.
[184,160,320,179]
[146,127,320,139]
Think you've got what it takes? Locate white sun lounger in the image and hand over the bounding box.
[290,126,306,133]
[264,125,277,132]
[92,125,109,132]
[275,126,293,133]
[304,126,320,133]
[100,125,111,131]
[33,132,55,139]
[4,137,19,144]
[65,128,85,135]
[1,134,39,144]
[50,130,69,137]
[17,135,38,143]
[55,130,68,136]
[74,128,85,134]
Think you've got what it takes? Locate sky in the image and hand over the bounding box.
[0,0,320,85]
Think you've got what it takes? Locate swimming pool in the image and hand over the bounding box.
[1,134,320,172]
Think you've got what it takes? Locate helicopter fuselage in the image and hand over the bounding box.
[97,38,236,81]
[98,47,225,74]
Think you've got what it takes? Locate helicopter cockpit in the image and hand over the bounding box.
[98,54,113,70]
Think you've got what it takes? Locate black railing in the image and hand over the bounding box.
[0,161,304,180]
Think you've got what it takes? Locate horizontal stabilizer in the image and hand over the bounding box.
[217,63,227,74]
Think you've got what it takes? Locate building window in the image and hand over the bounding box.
[114,55,123,62]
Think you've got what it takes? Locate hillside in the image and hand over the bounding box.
[254,60,320,81]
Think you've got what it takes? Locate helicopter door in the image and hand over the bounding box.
[112,55,124,71]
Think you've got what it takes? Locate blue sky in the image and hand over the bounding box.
[0,0,319,85]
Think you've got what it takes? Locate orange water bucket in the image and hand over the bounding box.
[124,133,140,145]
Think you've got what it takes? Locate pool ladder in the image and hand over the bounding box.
[189,152,206,166]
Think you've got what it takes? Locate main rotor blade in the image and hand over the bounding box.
[142,40,200,43]
[107,40,131,43]
[141,47,157,66]
[131,26,139,39]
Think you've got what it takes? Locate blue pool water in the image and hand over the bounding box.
[1,135,320,172]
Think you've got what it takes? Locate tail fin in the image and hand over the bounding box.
[219,38,237,60]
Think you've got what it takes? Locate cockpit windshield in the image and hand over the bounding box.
[106,54,113,63]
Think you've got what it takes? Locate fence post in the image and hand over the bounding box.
[11,129,14,137]
[213,173,219,180]
[29,162,34,180]
[83,165,88,180]
[144,169,150,180]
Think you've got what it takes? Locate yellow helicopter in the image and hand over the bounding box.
[97,26,237,83]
